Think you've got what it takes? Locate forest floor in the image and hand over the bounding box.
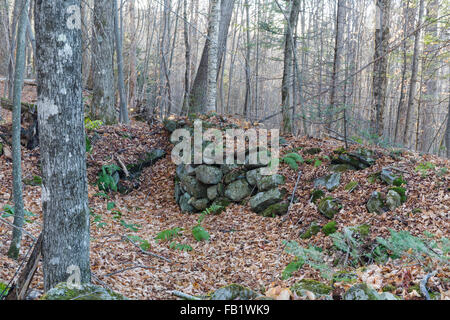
[0,83,449,300]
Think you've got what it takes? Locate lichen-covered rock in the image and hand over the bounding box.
[330,164,356,172]
[380,168,397,185]
[332,271,358,284]
[366,191,385,214]
[343,283,398,300]
[195,165,223,185]
[318,197,342,219]
[386,190,402,211]
[245,150,271,169]
[291,279,332,296]
[304,148,322,155]
[180,175,208,199]
[209,284,262,300]
[249,188,286,213]
[257,174,286,192]
[260,202,289,217]
[314,173,341,191]
[207,185,218,200]
[179,193,195,213]
[223,167,247,184]
[246,168,263,186]
[225,179,251,202]
[40,282,126,300]
[310,189,325,203]
[163,119,178,133]
[189,198,210,211]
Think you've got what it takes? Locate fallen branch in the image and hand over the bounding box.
[420,271,437,300]
[5,233,42,300]
[280,170,302,225]
[104,264,155,277]
[115,155,129,177]
[170,290,202,300]
[122,235,172,263]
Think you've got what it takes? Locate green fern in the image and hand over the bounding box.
[281,153,304,171]
[169,242,193,252]
[192,225,210,241]
[155,227,183,242]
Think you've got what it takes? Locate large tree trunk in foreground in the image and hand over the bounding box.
[91,0,116,124]
[35,0,91,291]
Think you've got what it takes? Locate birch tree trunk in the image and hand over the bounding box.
[128,0,137,112]
[35,0,91,291]
[7,0,29,260]
[91,0,116,124]
[205,0,220,113]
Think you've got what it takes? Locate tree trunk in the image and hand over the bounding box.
[35,0,91,291]
[403,0,424,147]
[327,0,345,134]
[205,0,220,113]
[128,0,137,112]
[372,0,390,138]
[91,0,116,124]
[189,0,234,114]
[281,0,300,134]
[7,0,29,260]
[114,0,129,124]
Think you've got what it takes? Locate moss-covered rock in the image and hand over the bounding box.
[318,197,342,219]
[40,282,126,300]
[260,202,289,217]
[304,148,322,155]
[314,173,341,191]
[332,271,358,284]
[256,174,286,192]
[225,179,251,202]
[385,190,402,211]
[310,189,325,203]
[343,283,399,300]
[249,188,287,213]
[291,279,332,296]
[208,284,262,300]
[322,221,337,236]
[300,222,321,239]
[330,164,356,173]
[366,191,385,214]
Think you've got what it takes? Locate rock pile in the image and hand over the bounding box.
[174,157,288,216]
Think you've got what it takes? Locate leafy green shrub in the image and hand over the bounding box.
[127,235,151,251]
[2,205,35,223]
[97,164,120,192]
[169,242,193,252]
[85,118,103,131]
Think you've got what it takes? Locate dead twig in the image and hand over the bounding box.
[116,154,129,177]
[122,235,172,263]
[420,271,437,300]
[280,170,302,224]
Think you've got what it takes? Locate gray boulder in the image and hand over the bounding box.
[257,174,286,192]
[195,165,223,185]
[180,175,208,199]
[249,188,286,213]
[366,191,385,214]
[386,190,402,211]
[225,179,251,202]
[314,173,341,191]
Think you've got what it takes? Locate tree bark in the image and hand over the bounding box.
[7,0,29,260]
[205,0,220,113]
[114,0,129,124]
[91,0,116,124]
[372,0,390,138]
[35,0,91,291]
[189,0,234,114]
[403,0,424,146]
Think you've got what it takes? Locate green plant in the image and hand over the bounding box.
[281,153,304,171]
[127,235,151,251]
[107,202,116,210]
[86,136,92,153]
[2,205,35,223]
[97,164,120,192]
[282,241,333,280]
[169,242,193,252]
[388,187,407,203]
[322,221,337,236]
[191,205,222,242]
[415,162,436,177]
[155,227,183,242]
[85,118,103,131]
[120,220,140,232]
